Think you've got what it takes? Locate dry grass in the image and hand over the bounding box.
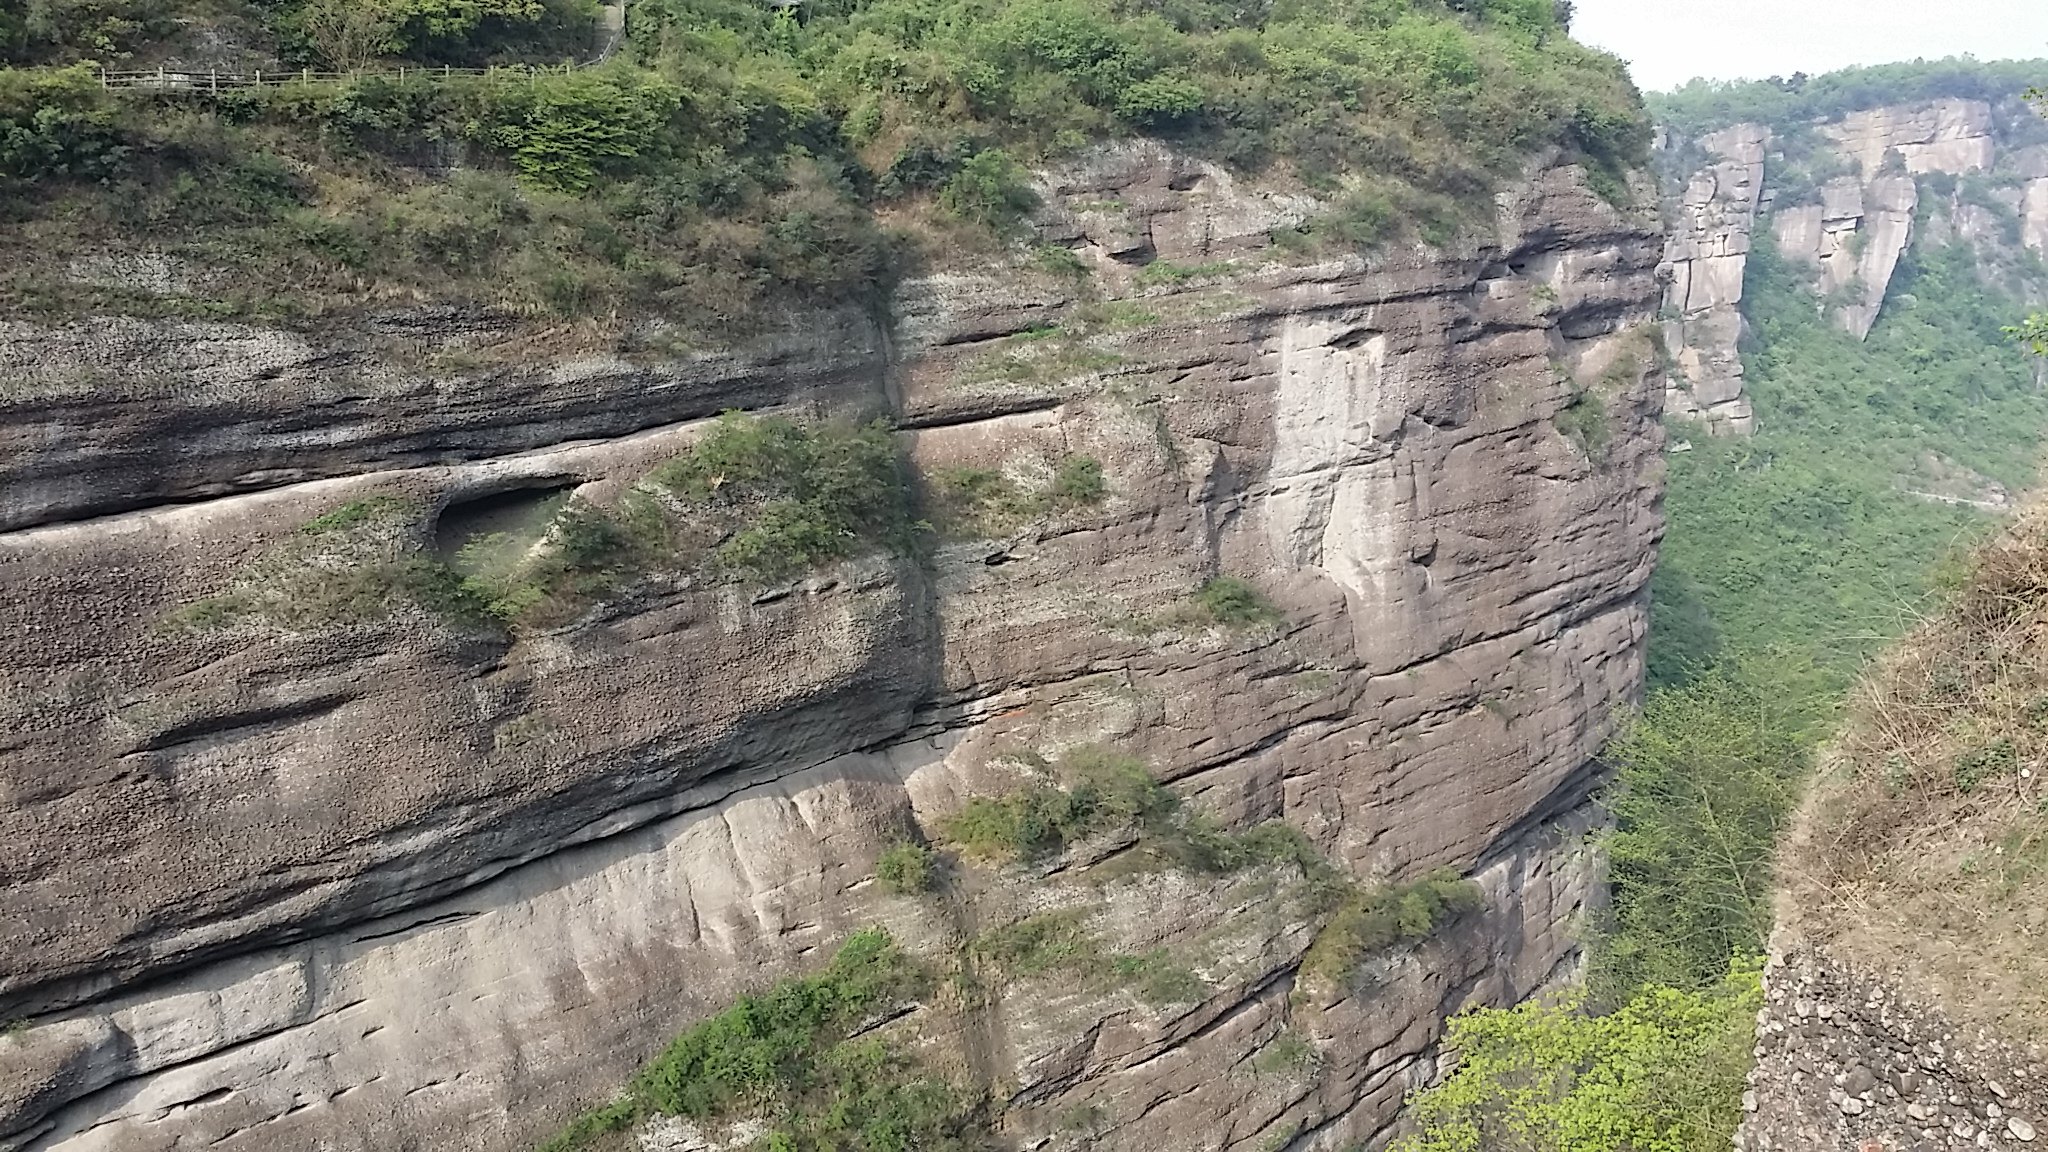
[1785,502,2048,1031]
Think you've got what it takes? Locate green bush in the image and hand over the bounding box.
[1393,960,1763,1152]
[461,68,680,193]
[928,454,1107,536]
[0,65,123,182]
[875,842,937,895]
[540,928,985,1152]
[169,498,504,633]
[941,748,1173,861]
[647,413,915,581]
[1047,455,1107,508]
[1555,389,1609,456]
[972,910,1206,1005]
[1300,868,1483,984]
[1954,738,2017,795]
[938,149,1039,228]
[1196,577,1282,628]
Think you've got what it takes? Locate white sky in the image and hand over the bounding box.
[1570,0,2048,93]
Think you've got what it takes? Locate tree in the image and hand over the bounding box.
[292,0,547,69]
[1596,658,1810,997]
[2009,314,2048,357]
[293,0,405,69]
[1393,961,1763,1152]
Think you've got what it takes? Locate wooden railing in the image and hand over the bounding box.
[97,1,626,94]
[97,63,585,93]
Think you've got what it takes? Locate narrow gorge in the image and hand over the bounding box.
[18,6,2043,1152]
[1648,67,2048,1152]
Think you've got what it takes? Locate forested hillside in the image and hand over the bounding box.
[0,0,1641,325]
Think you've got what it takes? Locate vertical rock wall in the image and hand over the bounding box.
[1660,95,2045,435]
[0,149,1667,1152]
[1661,124,1768,435]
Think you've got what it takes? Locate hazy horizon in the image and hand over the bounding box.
[1571,0,2048,93]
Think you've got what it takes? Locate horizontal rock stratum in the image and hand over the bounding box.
[0,145,1666,1152]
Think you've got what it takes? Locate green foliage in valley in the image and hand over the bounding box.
[1653,231,2048,696]
[0,0,1644,322]
[1392,960,1762,1152]
[537,928,992,1152]
[1595,659,1810,998]
[1411,73,2048,1152]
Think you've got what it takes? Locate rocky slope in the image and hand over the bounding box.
[1740,942,2047,1152]
[0,145,1666,1152]
[1660,96,2048,434]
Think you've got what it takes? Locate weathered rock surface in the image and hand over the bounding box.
[0,146,1665,1152]
[1660,123,1767,435]
[1740,940,2048,1152]
[1659,95,2047,433]
[1775,173,1920,339]
[1823,98,1998,179]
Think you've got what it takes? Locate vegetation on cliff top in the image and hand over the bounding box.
[1648,56,2048,139]
[0,0,1644,323]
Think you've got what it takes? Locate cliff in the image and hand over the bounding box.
[0,147,1667,1152]
[1659,95,2048,434]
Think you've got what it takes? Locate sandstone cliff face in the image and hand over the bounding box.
[1661,123,1768,435]
[1660,95,2046,434]
[1774,173,1919,340]
[0,146,1665,1152]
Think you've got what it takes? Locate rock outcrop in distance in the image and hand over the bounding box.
[1660,96,2048,436]
[0,145,1666,1152]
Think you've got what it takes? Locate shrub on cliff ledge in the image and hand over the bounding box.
[538,928,986,1152]
[1196,577,1283,628]
[1298,868,1483,986]
[648,412,916,581]
[875,841,937,895]
[941,748,1174,861]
